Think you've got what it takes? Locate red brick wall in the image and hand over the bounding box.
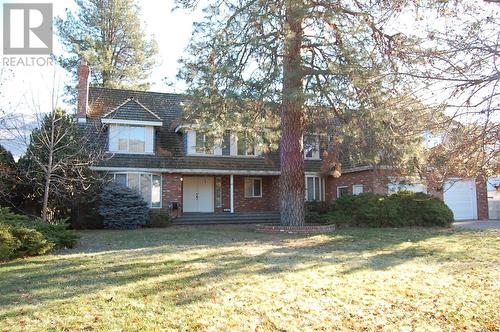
[162,174,280,215]
[326,169,489,220]
[77,63,90,120]
[233,175,280,212]
[161,171,489,220]
[328,170,387,201]
[476,177,489,220]
[214,175,231,213]
[162,173,182,218]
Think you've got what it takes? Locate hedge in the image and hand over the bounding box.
[312,191,453,227]
[145,210,171,228]
[0,208,79,261]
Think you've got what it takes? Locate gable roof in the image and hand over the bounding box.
[87,87,330,174]
[101,98,162,123]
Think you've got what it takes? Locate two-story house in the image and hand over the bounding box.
[78,63,490,221]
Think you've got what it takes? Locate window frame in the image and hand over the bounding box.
[304,134,320,160]
[236,132,258,156]
[388,181,427,194]
[112,172,162,208]
[215,176,223,208]
[352,184,364,195]
[337,186,349,198]
[108,124,154,154]
[195,132,215,155]
[305,175,325,201]
[244,177,262,198]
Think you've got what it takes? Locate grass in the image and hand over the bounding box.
[0,225,498,331]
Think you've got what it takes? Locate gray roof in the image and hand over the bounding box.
[88,87,327,174]
[102,98,162,122]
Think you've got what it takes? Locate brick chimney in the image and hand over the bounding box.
[77,60,90,124]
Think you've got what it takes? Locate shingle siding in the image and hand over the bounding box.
[88,87,324,173]
[102,99,161,122]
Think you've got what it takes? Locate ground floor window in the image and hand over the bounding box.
[306,176,325,201]
[337,186,349,198]
[244,177,262,198]
[113,173,162,208]
[352,184,364,195]
[388,181,427,194]
[215,176,222,208]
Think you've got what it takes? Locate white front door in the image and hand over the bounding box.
[444,180,477,220]
[183,176,214,212]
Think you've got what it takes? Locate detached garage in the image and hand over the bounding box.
[444,180,478,220]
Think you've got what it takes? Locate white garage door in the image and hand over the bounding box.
[444,180,477,220]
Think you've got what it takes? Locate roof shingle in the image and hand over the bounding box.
[88,87,325,173]
[102,98,162,122]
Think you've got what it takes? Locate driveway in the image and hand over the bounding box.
[453,220,500,230]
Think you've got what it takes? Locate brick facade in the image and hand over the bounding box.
[162,173,183,218]
[233,176,280,212]
[160,170,489,220]
[327,170,387,202]
[476,177,489,220]
[162,174,280,218]
[327,169,489,220]
[77,63,90,120]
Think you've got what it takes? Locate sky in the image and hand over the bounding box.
[0,0,203,157]
[0,0,498,158]
[0,0,202,107]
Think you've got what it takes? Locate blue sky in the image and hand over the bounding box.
[0,0,203,157]
[0,0,497,158]
[0,0,203,112]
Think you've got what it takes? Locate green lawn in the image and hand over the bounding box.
[0,226,498,331]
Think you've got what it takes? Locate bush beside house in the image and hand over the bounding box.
[306,191,453,227]
[99,183,149,229]
[145,210,171,228]
[0,208,79,261]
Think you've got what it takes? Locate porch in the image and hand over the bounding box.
[165,174,280,216]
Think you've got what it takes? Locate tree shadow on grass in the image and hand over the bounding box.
[0,226,476,321]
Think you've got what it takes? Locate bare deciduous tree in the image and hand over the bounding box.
[20,107,107,222]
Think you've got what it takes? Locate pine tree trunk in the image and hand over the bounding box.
[280,0,305,227]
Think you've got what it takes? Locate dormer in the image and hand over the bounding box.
[102,98,163,154]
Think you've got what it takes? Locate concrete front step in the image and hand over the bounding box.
[173,219,278,225]
[173,212,280,225]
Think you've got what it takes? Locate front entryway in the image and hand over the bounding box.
[183,176,214,212]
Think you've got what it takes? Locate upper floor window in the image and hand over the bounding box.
[184,128,261,157]
[109,124,154,154]
[196,132,215,154]
[237,132,258,156]
[304,135,320,160]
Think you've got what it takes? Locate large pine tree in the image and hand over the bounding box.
[56,0,158,91]
[176,0,437,226]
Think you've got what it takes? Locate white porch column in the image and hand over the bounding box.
[230,174,234,213]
